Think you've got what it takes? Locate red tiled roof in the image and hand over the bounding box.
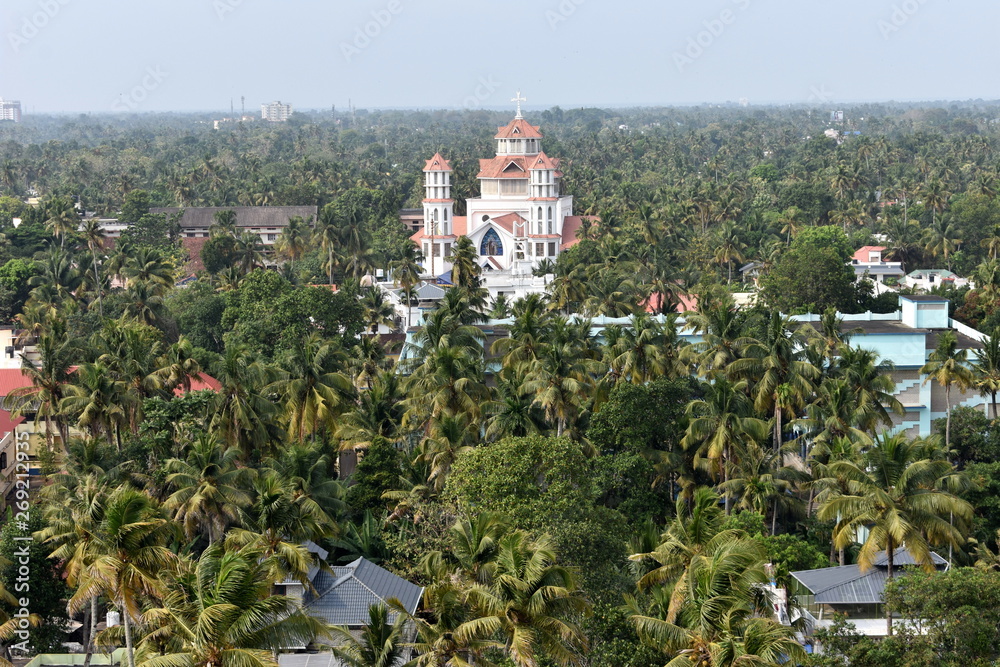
[852,245,886,263]
[0,369,33,397]
[478,156,531,179]
[182,236,209,274]
[528,152,560,171]
[643,292,697,314]
[485,257,504,270]
[489,213,527,235]
[424,153,452,172]
[0,408,24,437]
[410,216,467,243]
[173,373,222,396]
[495,119,543,139]
[560,215,599,250]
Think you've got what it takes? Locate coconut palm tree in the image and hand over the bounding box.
[462,532,590,667]
[923,218,962,272]
[210,344,283,457]
[682,379,768,514]
[315,209,340,285]
[60,361,127,450]
[521,324,603,437]
[330,603,409,667]
[272,333,355,443]
[81,218,106,319]
[728,312,817,450]
[234,232,264,274]
[390,244,422,328]
[818,432,973,635]
[629,541,804,667]
[450,236,481,292]
[4,320,77,455]
[163,435,253,544]
[209,209,238,237]
[134,543,328,667]
[275,216,312,274]
[36,475,111,667]
[69,486,178,667]
[390,582,502,667]
[972,327,1000,418]
[921,330,974,451]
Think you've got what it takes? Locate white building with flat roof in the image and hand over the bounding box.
[0,99,21,123]
[261,101,292,122]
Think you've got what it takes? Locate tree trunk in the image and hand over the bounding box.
[774,405,782,451]
[92,251,104,320]
[123,607,136,667]
[945,385,952,452]
[723,447,731,516]
[886,541,895,636]
[771,498,779,536]
[993,390,998,420]
[83,596,97,667]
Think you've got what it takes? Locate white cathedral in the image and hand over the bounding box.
[410,95,588,285]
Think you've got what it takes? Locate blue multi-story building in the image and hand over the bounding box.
[401,294,989,437]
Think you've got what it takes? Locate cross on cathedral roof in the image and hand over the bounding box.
[512,91,526,119]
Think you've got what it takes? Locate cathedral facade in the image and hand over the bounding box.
[410,107,587,281]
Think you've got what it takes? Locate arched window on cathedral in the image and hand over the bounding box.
[480,228,504,256]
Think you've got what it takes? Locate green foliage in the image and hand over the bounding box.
[345,438,402,516]
[221,269,365,358]
[792,225,854,263]
[0,512,70,654]
[0,258,38,323]
[119,213,179,251]
[937,406,1000,466]
[882,568,1000,666]
[759,243,861,314]
[165,280,227,353]
[119,189,151,224]
[447,436,631,599]
[125,391,214,474]
[446,435,596,526]
[200,234,238,274]
[964,461,1000,549]
[583,602,664,667]
[588,378,691,455]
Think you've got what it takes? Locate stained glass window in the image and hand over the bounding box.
[480,228,503,256]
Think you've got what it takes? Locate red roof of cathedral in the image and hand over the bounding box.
[560,216,599,250]
[409,216,467,243]
[495,119,543,139]
[478,156,531,179]
[488,213,527,235]
[424,153,452,171]
[528,152,560,171]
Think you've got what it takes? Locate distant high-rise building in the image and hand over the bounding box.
[0,99,22,123]
[261,101,292,122]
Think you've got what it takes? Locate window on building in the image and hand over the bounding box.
[445,243,453,257]
[481,229,504,256]
[433,244,441,257]
[536,243,545,257]
[267,234,277,242]
[548,242,557,256]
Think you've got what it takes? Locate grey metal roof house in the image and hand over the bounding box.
[275,544,423,629]
[151,206,318,230]
[792,548,948,605]
[790,547,949,637]
[304,557,424,627]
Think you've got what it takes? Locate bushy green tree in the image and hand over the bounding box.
[1,513,69,654]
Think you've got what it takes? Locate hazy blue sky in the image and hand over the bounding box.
[0,0,992,113]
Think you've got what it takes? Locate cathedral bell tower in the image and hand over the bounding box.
[422,153,454,279]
